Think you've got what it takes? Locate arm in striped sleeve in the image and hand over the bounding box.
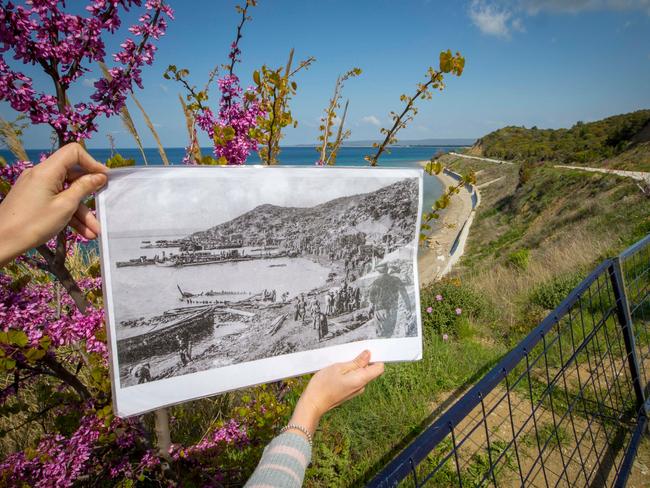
[245,431,312,488]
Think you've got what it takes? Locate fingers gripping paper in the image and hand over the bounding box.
[97,166,423,416]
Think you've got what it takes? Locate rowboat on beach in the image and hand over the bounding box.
[117,306,216,364]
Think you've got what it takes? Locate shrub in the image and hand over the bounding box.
[507,248,530,270]
[421,279,496,336]
[528,272,584,310]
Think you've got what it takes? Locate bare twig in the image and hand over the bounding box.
[36,232,89,313]
[41,354,91,401]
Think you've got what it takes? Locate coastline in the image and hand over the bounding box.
[417,161,479,286]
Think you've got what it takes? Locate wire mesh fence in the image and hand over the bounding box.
[369,234,650,488]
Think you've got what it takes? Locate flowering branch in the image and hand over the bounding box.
[0,0,173,145]
[227,0,256,77]
[0,0,172,311]
[165,1,263,165]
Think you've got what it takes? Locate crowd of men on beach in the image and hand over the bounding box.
[292,280,362,341]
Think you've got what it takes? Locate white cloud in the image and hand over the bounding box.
[159,83,169,93]
[469,0,650,38]
[469,0,514,38]
[82,77,99,88]
[511,17,526,31]
[361,115,381,126]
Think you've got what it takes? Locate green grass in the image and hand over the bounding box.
[305,326,507,486]
[507,248,530,270]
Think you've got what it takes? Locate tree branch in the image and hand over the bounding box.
[368,80,432,166]
[36,232,89,313]
[41,354,91,401]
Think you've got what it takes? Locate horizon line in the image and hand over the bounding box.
[8,142,476,151]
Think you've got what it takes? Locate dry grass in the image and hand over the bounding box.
[0,115,28,161]
[131,92,170,166]
[179,94,202,163]
[463,231,615,329]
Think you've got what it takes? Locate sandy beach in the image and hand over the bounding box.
[417,162,476,285]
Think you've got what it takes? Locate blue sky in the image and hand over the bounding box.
[3,0,650,149]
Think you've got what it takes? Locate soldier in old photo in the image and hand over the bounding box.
[369,263,412,338]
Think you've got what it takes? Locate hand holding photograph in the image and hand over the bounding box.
[97,166,423,416]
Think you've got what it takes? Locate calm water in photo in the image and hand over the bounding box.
[110,236,330,327]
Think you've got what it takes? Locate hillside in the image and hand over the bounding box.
[191,178,419,249]
[469,109,650,170]
[302,149,650,485]
[435,151,649,333]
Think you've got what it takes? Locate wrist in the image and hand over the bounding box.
[0,218,25,267]
[289,397,322,436]
[281,424,314,445]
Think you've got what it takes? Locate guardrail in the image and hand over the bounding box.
[369,234,650,487]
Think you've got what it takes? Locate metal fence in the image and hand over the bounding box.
[368,234,650,488]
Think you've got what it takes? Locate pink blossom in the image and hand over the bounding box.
[0,273,107,359]
[455,307,462,315]
[435,294,443,301]
[170,419,249,460]
[0,414,103,487]
[426,306,433,313]
[194,75,264,164]
[188,21,265,164]
[0,0,173,144]
[442,333,449,341]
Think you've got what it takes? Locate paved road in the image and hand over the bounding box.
[554,165,650,184]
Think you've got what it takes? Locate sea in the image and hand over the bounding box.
[110,238,331,326]
[1,145,467,219]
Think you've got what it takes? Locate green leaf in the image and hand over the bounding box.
[425,160,443,175]
[0,178,10,197]
[8,274,31,292]
[439,49,453,73]
[8,330,28,348]
[39,336,52,350]
[0,358,16,371]
[24,348,46,362]
[106,153,136,169]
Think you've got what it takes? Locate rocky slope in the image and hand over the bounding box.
[190,178,419,249]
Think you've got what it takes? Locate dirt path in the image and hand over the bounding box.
[554,164,650,184]
[418,167,476,285]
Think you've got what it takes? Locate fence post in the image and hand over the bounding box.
[609,257,647,417]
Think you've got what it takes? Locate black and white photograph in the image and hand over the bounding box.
[98,166,423,416]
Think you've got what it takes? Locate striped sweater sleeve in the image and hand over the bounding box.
[245,431,312,488]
